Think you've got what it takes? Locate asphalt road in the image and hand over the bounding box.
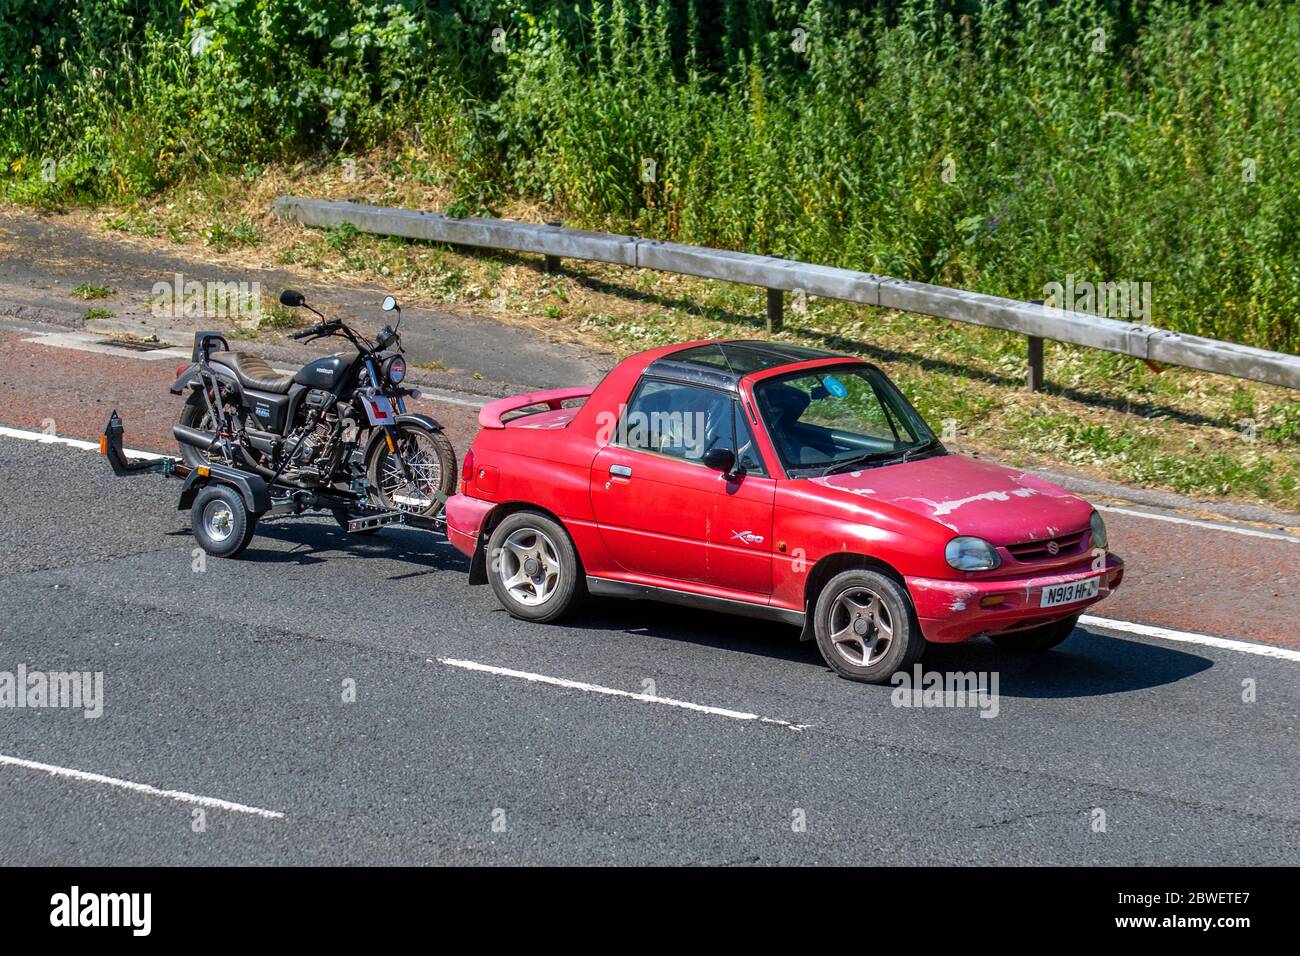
[1,432,1298,865]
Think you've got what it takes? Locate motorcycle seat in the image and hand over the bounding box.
[209,351,295,394]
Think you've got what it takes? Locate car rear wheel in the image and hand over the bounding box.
[989,614,1079,653]
[813,569,925,684]
[486,511,582,623]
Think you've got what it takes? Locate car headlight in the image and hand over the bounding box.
[945,536,1001,571]
[1090,510,1108,550]
[382,355,407,386]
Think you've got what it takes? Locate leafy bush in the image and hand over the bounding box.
[3,0,1299,352]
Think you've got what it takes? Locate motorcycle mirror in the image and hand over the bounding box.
[381,295,397,312]
[280,289,306,307]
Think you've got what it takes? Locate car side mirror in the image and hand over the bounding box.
[280,289,305,307]
[702,447,736,474]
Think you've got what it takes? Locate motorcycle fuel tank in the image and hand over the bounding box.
[294,353,356,391]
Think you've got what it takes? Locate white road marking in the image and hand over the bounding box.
[22,331,190,362]
[1096,504,1299,543]
[0,424,168,461]
[0,753,285,819]
[1080,616,1300,663]
[437,657,809,730]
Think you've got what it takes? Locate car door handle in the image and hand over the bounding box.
[609,464,632,478]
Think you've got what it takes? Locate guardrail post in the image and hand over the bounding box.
[543,221,562,275]
[1027,334,1045,392]
[766,288,784,334]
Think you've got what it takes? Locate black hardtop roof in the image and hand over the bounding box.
[643,340,843,391]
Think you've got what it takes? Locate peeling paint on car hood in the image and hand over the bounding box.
[809,453,1092,543]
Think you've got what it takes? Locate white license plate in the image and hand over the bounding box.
[1040,576,1100,608]
[363,395,395,426]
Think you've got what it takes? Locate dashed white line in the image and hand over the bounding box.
[436,657,809,730]
[1096,504,1299,543]
[0,753,285,819]
[1080,616,1300,663]
[0,424,168,460]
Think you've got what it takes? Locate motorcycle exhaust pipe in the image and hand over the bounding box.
[172,423,304,487]
[173,423,218,450]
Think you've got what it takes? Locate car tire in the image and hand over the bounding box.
[989,614,1079,653]
[486,510,581,623]
[813,569,925,684]
[191,485,257,558]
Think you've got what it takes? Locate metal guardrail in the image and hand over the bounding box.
[275,196,1300,392]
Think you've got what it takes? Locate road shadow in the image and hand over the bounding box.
[227,516,470,575]
[564,598,826,668]
[922,624,1213,698]
[558,601,1212,697]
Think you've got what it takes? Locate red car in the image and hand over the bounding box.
[446,341,1123,683]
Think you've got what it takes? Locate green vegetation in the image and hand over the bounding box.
[70,282,112,299]
[4,0,1300,353]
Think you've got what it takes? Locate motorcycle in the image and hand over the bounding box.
[169,289,457,533]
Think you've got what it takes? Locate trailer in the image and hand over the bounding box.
[101,410,443,558]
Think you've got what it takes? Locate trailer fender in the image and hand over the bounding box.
[177,464,271,515]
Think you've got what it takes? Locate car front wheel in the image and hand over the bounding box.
[485,510,582,623]
[813,569,925,684]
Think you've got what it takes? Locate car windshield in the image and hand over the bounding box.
[754,365,943,477]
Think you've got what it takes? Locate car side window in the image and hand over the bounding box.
[618,379,735,465]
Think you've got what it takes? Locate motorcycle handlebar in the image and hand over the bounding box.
[291,319,340,340]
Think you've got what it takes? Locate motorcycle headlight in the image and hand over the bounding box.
[945,536,1001,572]
[382,355,406,386]
[1090,510,1108,550]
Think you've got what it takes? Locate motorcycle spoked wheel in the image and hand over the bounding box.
[365,423,458,518]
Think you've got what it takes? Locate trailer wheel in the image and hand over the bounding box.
[191,485,257,558]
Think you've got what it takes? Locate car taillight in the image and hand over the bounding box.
[462,448,474,487]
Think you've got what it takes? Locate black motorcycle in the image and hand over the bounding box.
[170,289,457,527]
